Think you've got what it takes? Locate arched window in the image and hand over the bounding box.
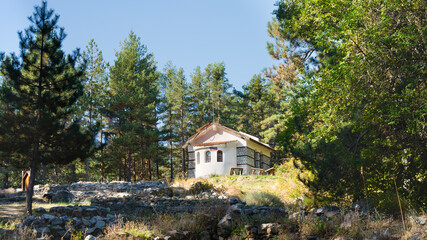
[205,151,211,163]
[196,152,200,164]
[217,150,223,162]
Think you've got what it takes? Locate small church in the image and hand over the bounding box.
[183,122,275,178]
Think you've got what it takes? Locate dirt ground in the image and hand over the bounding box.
[0,195,84,220]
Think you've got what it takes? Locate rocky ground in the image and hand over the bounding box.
[0,180,425,240]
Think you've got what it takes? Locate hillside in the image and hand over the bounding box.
[0,172,425,239]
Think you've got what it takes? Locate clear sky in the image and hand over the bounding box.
[0,0,278,90]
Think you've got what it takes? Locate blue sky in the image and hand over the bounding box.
[0,1,278,90]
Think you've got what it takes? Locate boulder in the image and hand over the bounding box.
[41,214,56,222]
[217,205,242,237]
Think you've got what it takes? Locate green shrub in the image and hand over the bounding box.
[243,191,284,207]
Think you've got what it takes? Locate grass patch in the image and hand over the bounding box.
[173,159,311,208]
[242,191,284,207]
[104,206,227,239]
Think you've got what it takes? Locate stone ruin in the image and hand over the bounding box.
[14,181,288,239]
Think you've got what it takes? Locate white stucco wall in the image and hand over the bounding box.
[194,142,238,178]
[187,125,273,178]
[190,128,246,178]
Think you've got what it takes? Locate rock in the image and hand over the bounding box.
[51,189,74,203]
[82,218,92,227]
[316,206,341,217]
[50,217,63,226]
[408,234,422,240]
[89,216,98,225]
[415,216,426,225]
[84,234,98,240]
[34,207,47,214]
[229,198,240,205]
[267,226,278,235]
[351,200,372,214]
[94,220,106,230]
[261,223,274,231]
[166,230,184,240]
[249,226,258,235]
[49,225,63,233]
[72,207,83,218]
[41,214,56,222]
[86,227,97,235]
[23,216,35,226]
[380,228,391,239]
[36,227,50,234]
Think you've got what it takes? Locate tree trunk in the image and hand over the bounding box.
[70,164,76,182]
[180,95,185,178]
[25,160,37,216]
[169,109,174,181]
[100,114,104,182]
[147,158,152,180]
[126,153,131,182]
[132,153,136,182]
[3,169,8,189]
[156,159,160,180]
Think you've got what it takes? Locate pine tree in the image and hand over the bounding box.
[188,66,210,131]
[79,39,109,182]
[239,74,277,139]
[105,31,159,182]
[0,2,96,215]
[160,62,190,179]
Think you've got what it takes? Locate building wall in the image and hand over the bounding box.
[194,141,238,178]
[186,127,273,178]
[247,140,272,170]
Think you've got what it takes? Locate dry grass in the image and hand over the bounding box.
[273,211,427,240]
[173,159,311,208]
[104,206,227,239]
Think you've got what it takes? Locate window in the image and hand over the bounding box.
[255,152,259,168]
[196,152,200,164]
[260,154,264,169]
[217,150,223,162]
[205,151,211,163]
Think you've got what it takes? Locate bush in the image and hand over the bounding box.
[243,191,284,207]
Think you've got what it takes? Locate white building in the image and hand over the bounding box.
[183,122,275,178]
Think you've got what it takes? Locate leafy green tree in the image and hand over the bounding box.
[0,2,96,215]
[272,0,426,209]
[105,31,160,182]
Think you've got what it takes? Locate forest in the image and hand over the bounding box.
[0,0,425,217]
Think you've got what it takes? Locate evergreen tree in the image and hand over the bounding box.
[105,31,159,182]
[205,62,231,123]
[239,74,277,140]
[79,39,109,182]
[160,62,190,179]
[188,66,210,131]
[0,2,96,215]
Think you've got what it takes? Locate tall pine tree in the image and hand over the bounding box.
[79,39,109,182]
[105,31,159,182]
[0,2,96,215]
